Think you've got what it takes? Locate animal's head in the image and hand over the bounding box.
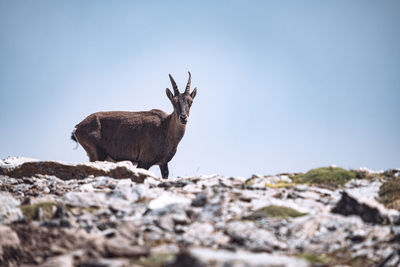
[166,72,197,125]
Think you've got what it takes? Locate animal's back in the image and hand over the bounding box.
[75,109,169,162]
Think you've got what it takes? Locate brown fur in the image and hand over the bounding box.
[71,73,197,179]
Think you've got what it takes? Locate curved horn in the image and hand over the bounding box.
[169,74,179,95]
[185,71,191,94]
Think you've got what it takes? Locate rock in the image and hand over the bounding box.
[168,247,309,267]
[0,192,23,223]
[150,243,180,254]
[1,159,400,265]
[105,236,149,258]
[332,192,389,224]
[148,192,191,210]
[62,191,108,208]
[224,221,284,251]
[0,158,155,182]
[157,214,175,232]
[191,190,209,207]
[42,254,73,267]
[0,225,21,265]
[244,205,307,220]
[182,222,218,247]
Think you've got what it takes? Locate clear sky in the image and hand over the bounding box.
[1,1,399,177]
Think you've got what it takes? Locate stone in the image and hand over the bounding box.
[0,158,155,182]
[332,192,389,224]
[62,191,107,208]
[148,192,191,210]
[42,254,73,267]
[0,225,21,265]
[169,247,309,267]
[191,190,208,207]
[105,236,149,258]
[1,158,399,265]
[0,192,22,223]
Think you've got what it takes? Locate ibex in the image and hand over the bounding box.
[71,72,197,179]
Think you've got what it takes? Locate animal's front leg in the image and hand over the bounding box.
[137,162,151,170]
[159,164,169,179]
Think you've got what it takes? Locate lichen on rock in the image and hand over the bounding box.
[379,177,400,211]
[244,205,307,220]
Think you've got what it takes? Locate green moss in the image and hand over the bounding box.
[297,252,326,264]
[379,177,400,210]
[20,201,58,222]
[244,205,307,220]
[350,170,373,180]
[244,177,255,186]
[131,253,176,267]
[326,249,373,267]
[291,167,356,187]
[264,181,294,188]
[297,250,373,266]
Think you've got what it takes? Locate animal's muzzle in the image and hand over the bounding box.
[180,115,187,124]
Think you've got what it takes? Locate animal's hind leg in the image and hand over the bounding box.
[94,146,108,161]
[105,155,116,162]
[159,164,169,179]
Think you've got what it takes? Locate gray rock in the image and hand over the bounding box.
[0,192,22,223]
[332,192,389,224]
[62,191,107,208]
[0,225,21,264]
[0,157,155,182]
[1,158,399,266]
[169,247,309,267]
[105,236,149,257]
[42,254,73,267]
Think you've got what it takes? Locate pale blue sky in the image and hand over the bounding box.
[1,1,399,177]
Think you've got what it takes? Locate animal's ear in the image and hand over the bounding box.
[166,88,174,101]
[190,87,197,99]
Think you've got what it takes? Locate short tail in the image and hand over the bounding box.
[71,129,79,149]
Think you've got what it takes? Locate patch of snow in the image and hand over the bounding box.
[80,184,95,192]
[0,156,38,169]
[358,167,384,174]
[148,192,191,210]
[62,192,107,208]
[344,180,399,217]
[189,247,308,267]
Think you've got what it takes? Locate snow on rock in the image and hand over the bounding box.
[148,192,192,210]
[0,192,23,223]
[0,156,38,169]
[183,247,309,267]
[0,157,156,182]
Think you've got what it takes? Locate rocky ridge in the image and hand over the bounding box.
[0,157,399,266]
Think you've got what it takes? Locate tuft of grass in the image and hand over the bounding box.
[291,167,356,188]
[20,201,58,222]
[264,181,294,188]
[350,170,373,180]
[379,177,400,210]
[297,250,373,266]
[244,177,255,186]
[244,205,306,220]
[325,249,373,267]
[297,252,327,264]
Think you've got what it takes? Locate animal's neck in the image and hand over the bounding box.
[166,112,186,144]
